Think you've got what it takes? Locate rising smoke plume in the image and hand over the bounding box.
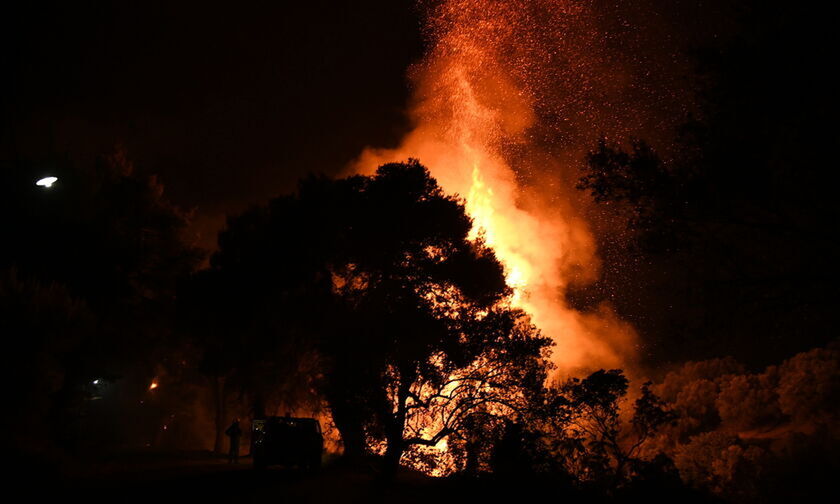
[352,0,692,374]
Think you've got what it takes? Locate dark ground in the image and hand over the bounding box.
[32,452,425,504]
[20,450,711,504]
[29,451,510,504]
[16,452,709,504]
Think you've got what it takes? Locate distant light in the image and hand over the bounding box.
[149,380,159,390]
[36,176,58,188]
[92,379,100,385]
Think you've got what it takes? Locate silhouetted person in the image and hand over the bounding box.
[225,419,242,464]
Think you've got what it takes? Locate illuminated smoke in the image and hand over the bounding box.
[352,0,689,374]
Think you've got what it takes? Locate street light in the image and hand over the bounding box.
[36,176,58,188]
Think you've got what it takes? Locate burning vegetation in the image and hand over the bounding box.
[351,0,695,374]
[194,160,553,475]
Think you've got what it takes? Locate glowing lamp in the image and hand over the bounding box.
[36,176,58,188]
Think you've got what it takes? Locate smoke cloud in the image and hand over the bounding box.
[351,0,694,374]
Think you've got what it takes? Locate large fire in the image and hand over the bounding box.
[352,0,689,375]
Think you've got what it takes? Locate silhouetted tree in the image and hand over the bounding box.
[0,269,94,463]
[575,2,837,367]
[179,266,322,453]
[549,369,675,488]
[1,148,202,458]
[207,160,551,471]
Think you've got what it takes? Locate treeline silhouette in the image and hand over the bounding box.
[569,4,840,500]
[3,149,837,503]
[574,1,837,368]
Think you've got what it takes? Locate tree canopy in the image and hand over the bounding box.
[574,5,837,366]
[197,159,552,470]
[1,148,202,459]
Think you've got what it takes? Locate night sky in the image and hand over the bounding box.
[2,1,423,245]
[1,1,738,241]
[2,1,834,367]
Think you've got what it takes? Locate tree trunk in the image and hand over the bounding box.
[464,440,479,475]
[383,381,409,475]
[212,375,227,454]
[329,399,366,459]
[384,436,404,475]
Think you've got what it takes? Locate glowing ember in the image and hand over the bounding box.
[344,0,699,475]
[349,0,691,376]
[149,380,159,390]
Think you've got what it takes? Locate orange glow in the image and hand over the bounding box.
[352,0,646,377]
[149,380,159,391]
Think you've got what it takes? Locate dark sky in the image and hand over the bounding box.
[2,1,423,243]
[2,1,834,368]
[0,0,748,244]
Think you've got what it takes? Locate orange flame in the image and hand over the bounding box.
[351,0,658,376]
